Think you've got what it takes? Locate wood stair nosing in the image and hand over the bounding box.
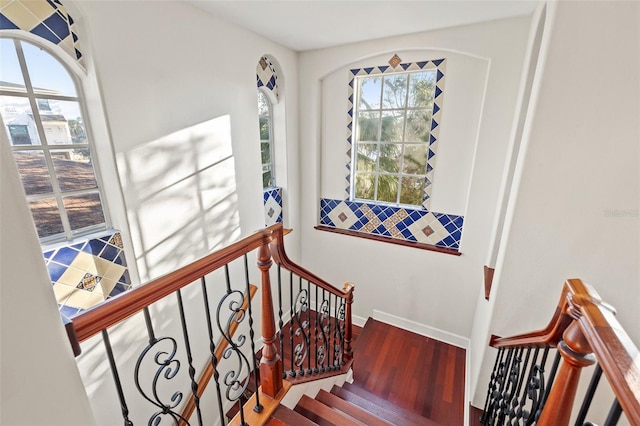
[294,394,365,426]
[268,404,318,426]
[314,389,393,426]
[330,385,437,426]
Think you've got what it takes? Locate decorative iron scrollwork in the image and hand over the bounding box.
[292,288,310,375]
[134,336,190,425]
[217,289,252,403]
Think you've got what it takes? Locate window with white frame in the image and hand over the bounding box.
[351,65,441,208]
[257,90,275,188]
[0,37,108,243]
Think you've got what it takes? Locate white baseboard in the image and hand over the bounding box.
[352,314,368,328]
[372,309,470,350]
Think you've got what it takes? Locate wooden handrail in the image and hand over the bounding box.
[71,223,283,345]
[489,278,640,424]
[270,225,355,300]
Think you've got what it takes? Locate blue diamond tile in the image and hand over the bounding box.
[100,244,120,262]
[59,304,80,318]
[437,69,445,81]
[52,247,79,266]
[47,262,67,282]
[433,59,444,66]
[0,14,19,30]
[43,249,56,260]
[43,11,69,40]
[31,23,60,44]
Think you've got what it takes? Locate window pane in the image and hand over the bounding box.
[355,173,374,200]
[257,91,270,116]
[63,192,105,231]
[377,175,398,203]
[0,39,25,91]
[0,95,41,145]
[21,41,77,97]
[380,111,404,142]
[52,150,98,191]
[402,144,429,175]
[259,116,270,140]
[405,109,432,142]
[382,74,407,109]
[356,143,378,173]
[261,141,271,165]
[263,170,272,188]
[30,197,64,238]
[358,76,381,110]
[400,177,425,206]
[357,111,379,142]
[13,150,53,195]
[37,99,86,145]
[408,71,436,108]
[378,144,401,174]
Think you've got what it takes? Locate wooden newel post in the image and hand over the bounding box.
[257,233,283,398]
[537,317,595,425]
[343,283,354,361]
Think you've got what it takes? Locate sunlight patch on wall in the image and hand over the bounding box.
[117,115,241,281]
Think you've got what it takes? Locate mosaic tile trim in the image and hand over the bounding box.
[346,58,446,210]
[256,55,278,101]
[319,198,463,250]
[263,186,283,226]
[0,0,84,67]
[43,230,131,318]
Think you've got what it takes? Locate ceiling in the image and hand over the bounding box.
[187,0,539,52]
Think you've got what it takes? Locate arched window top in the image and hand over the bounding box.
[0,0,84,69]
[256,55,278,102]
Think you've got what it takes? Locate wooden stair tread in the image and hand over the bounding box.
[268,404,318,425]
[315,389,393,426]
[295,394,365,426]
[331,385,438,426]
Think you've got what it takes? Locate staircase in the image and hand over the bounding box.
[274,382,440,425]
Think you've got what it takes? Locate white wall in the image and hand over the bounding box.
[471,1,640,418]
[0,123,95,425]
[76,0,300,246]
[298,16,532,344]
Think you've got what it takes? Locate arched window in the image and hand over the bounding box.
[257,90,275,188]
[0,37,107,243]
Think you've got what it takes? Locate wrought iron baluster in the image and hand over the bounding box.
[530,346,550,424]
[506,347,532,423]
[277,264,285,379]
[200,277,226,425]
[244,254,262,413]
[317,289,330,373]
[307,279,312,375]
[292,275,310,376]
[603,399,622,426]
[496,347,521,424]
[314,284,319,374]
[288,271,294,377]
[134,309,189,426]
[216,286,252,426]
[575,364,603,426]
[177,289,203,425]
[510,347,539,425]
[488,347,514,425]
[539,349,561,418]
[481,347,505,424]
[328,291,334,370]
[102,329,134,426]
[336,296,346,368]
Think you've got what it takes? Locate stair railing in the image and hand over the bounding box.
[480,278,639,425]
[67,223,354,426]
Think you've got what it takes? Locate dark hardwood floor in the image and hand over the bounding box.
[351,318,466,425]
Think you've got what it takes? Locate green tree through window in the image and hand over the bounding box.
[353,69,436,206]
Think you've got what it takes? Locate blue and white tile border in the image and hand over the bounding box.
[0,0,84,68]
[257,55,279,101]
[346,58,446,209]
[319,198,463,250]
[263,186,283,226]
